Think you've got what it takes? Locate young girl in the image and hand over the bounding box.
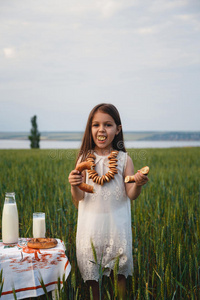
[68,103,148,299]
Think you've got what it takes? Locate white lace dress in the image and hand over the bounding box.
[76,151,133,282]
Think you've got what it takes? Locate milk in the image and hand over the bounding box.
[33,213,46,238]
[2,202,19,244]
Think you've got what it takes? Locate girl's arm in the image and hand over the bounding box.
[68,169,85,208]
[124,155,148,200]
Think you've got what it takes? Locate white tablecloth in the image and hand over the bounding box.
[0,238,71,299]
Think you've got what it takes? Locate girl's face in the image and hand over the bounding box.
[91,111,121,154]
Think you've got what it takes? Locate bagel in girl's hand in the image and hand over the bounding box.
[125,166,149,183]
[27,238,58,249]
[75,161,95,193]
[78,182,94,193]
[76,161,94,173]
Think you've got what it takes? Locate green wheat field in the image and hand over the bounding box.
[0,147,199,299]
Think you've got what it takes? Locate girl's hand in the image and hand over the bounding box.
[134,170,148,186]
[68,169,85,207]
[68,170,83,187]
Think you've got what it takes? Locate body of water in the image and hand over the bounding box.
[0,139,200,149]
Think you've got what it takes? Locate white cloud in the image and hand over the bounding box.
[3,47,16,59]
[150,0,188,13]
[58,0,138,18]
[175,13,200,32]
[95,0,132,18]
[135,27,155,35]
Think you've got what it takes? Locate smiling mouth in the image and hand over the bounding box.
[97,136,107,141]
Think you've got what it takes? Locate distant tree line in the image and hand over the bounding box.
[142,132,200,141]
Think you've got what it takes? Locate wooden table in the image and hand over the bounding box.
[0,238,71,299]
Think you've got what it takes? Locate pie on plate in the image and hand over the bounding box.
[27,238,58,249]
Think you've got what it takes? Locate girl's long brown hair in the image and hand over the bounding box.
[77,103,126,163]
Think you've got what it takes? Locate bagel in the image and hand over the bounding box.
[27,238,58,249]
[78,182,95,193]
[125,166,149,183]
[75,161,94,193]
[76,161,94,173]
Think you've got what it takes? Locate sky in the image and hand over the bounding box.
[0,0,200,132]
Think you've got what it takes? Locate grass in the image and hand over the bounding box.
[0,147,199,299]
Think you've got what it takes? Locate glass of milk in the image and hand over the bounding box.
[2,192,19,244]
[33,212,46,238]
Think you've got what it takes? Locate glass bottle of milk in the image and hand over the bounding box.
[2,192,19,244]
